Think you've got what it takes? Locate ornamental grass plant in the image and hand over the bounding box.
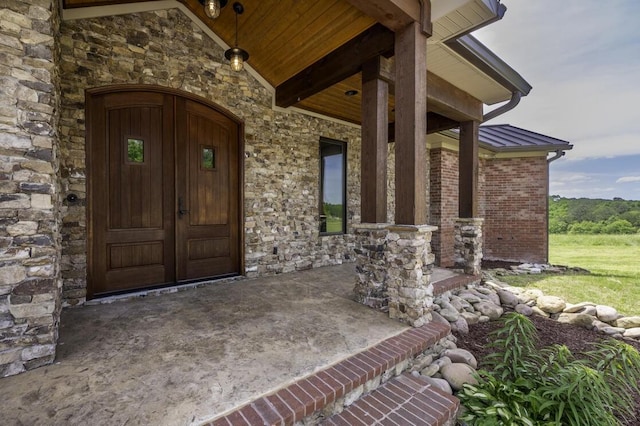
[458,313,640,426]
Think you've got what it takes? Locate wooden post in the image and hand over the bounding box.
[361,57,389,223]
[394,21,428,225]
[459,120,479,218]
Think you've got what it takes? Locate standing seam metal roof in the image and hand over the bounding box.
[479,124,573,151]
[446,124,573,152]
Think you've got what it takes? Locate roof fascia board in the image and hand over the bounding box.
[432,0,474,21]
[438,0,506,42]
[444,34,532,95]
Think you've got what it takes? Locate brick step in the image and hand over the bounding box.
[322,374,459,426]
[207,322,452,426]
[433,274,481,296]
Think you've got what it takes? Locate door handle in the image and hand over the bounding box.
[178,197,189,218]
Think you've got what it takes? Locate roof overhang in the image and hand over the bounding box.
[61,0,531,125]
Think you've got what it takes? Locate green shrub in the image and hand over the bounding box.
[603,219,636,234]
[567,220,604,234]
[458,313,640,426]
[548,219,568,234]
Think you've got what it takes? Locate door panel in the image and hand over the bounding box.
[88,91,176,297]
[176,98,240,281]
[88,90,241,298]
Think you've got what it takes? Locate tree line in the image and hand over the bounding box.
[549,196,640,234]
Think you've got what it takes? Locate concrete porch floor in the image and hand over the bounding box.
[0,264,462,426]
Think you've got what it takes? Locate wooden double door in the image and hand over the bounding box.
[87,89,241,298]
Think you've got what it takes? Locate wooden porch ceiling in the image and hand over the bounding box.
[63,0,484,126]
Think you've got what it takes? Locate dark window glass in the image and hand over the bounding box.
[319,138,347,234]
[127,138,144,163]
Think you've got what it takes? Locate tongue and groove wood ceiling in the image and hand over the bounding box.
[62,0,501,125]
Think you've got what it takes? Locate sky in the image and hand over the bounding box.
[474,0,640,200]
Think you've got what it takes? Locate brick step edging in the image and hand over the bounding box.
[322,373,459,426]
[433,274,481,296]
[207,322,451,426]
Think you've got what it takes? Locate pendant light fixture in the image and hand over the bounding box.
[224,2,249,72]
[199,0,228,19]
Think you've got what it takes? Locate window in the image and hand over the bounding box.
[126,138,144,163]
[202,146,216,170]
[319,138,347,235]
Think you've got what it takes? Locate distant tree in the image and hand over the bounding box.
[620,211,640,227]
[591,204,618,222]
[568,221,604,234]
[548,196,640,234]
[548,218,568,234]
[604,219,635,234]
[566,199,593,222]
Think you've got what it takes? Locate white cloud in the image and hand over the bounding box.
[616,176,640,183]
[475,0,640,161]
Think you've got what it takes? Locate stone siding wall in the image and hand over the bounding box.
[57,9,363,305]
[482,156,548,263]
[0,0,62,377]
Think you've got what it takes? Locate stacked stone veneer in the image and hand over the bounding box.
[0,0,62,377]
[454,218,483,276]
[354,224,437,327]
[56,9,372,305]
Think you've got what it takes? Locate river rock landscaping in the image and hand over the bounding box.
[403,264,640,424]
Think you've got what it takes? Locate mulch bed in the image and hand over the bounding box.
[453,314,640,425]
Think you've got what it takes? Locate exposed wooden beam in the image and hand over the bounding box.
[361,58,389,223]
[394,21,428,225]
[343,0,421,32]
[419,0,433,36]
[459,120,479,218]
[275,24,394,108]
[427,72,483,122]
[388,113,459,142]
[377,57,482,122]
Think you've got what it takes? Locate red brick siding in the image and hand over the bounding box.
[429,148,459,267]
[481,156,549,263]
[430,151,549,265]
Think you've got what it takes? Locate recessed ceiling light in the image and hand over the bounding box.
[344,90,359,96]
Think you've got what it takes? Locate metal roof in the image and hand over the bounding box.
[445,124,573,152]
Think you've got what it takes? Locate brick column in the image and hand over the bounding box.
[386,225,436,327]
[353,224,390,309]
[454,218,484,275]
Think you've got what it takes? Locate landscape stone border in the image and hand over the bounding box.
[404,263,640,399]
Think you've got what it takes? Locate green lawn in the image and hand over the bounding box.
[325,217,343,233]
[496,234,640,315]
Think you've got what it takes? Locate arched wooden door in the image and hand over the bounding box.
[87,88,242,299]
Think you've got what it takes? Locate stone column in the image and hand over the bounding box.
[386,225,437,327]
[454,218,484,276]
[0,0,62,377]
[353,224,390,309]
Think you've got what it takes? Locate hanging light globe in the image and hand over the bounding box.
[225,47,249,72]
[204,0,221,18]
